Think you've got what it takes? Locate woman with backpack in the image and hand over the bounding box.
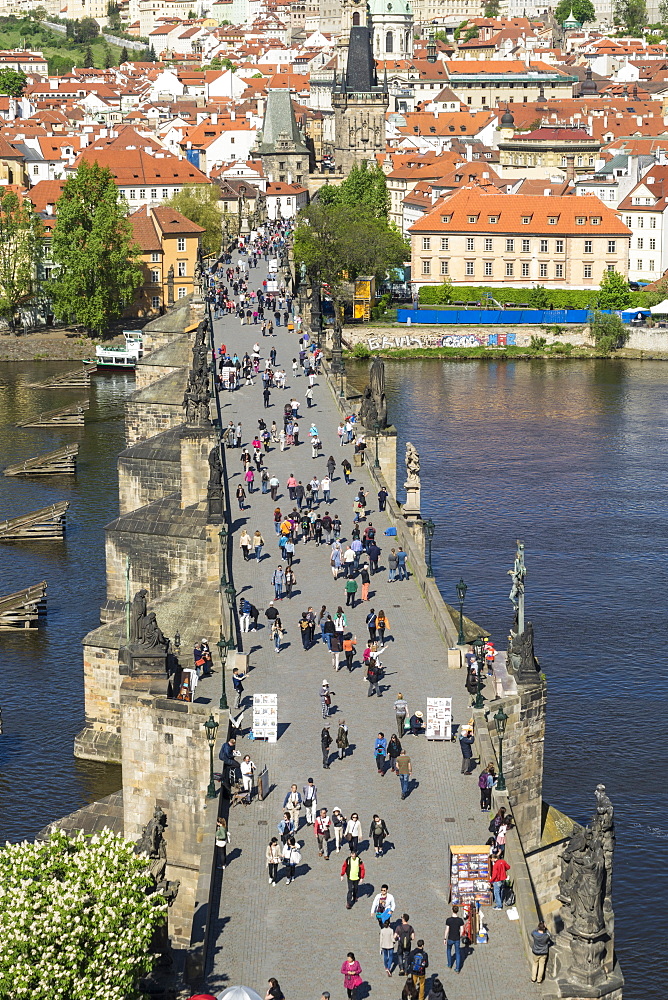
[376,610,390,644]
[369,814,389,858]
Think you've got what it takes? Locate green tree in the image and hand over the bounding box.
[167,184,222,256]
[659,0,668,22]
[121,45,129,63]
[614,0,647,32]
[0,828,166,999]
[31,5,48,19]
[83,45,94,68]
[528,284,549,308]
[554,0,597,22]
[106,0,122,31]
[149,43,157,61]
[0,192,42,330]
[590,310,629,351]
[65,19,75,40]
[463,26,480,40]
[75,16,100,42]
[316,162,390,219]
[0,68,27,98]
[483,0,500,14]
[103,42,114,68]
[51,160,142,335]
[48,54,75,75]
[597,268,631,309]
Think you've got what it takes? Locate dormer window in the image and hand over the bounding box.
[468,214,478,223]
[590,216,601,224]
[441,215,451,223]
[521,215,531,224]
[488,215,498,223]
[548,216,558,224]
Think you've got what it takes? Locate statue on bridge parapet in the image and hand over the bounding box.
[359,357,388,430]
[508,540,526,639]
[207,444,224,522]
[403,441,421,519]
[128,589,170,655]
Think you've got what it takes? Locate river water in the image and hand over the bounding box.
[0,358,660,998]
[349,356,665,1000]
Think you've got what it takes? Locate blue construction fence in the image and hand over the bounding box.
[397,308,590,326]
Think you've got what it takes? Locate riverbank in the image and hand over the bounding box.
[345,343,668,361]
[0,331,95,362]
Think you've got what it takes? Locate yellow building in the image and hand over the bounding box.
[127,205,205,317]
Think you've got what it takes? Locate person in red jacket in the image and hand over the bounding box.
[490,855,510,909]
[341,849,366,909]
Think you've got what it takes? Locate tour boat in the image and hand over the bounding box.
[83,331,143,371]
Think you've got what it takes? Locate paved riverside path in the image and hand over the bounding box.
[207,260,542,1000]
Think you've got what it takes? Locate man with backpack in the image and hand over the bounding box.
[340,849,366,908]
[394,913,415,975]
[408,940,429,999]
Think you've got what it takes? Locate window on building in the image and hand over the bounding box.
[488,215,498,223]
[484,238,493,251]
[178,287,187,299]
[607,240,616,254]
[150,188,157,199]
[539,262,548,277]
[521,239,530,253]
[468,215,478,223]
[583,264,592,278]
[177,261,187,277]
[590,217,601,225]
[521,216,531,225]
[151,251,160,263]
[575,217,585,225]
[386,31,393,52]
[555,263,564,278]
[521,261,530,277]
[465,261,474,276]
[484,261,493,276]
[636,259,642,270]
[505,238,514,252]
[638,216,644,228]
[177,237,186,251]
[505,262,514,277]
[650,239,656,250]
[440,260,449,275]
[43,266,51,280]
[584,240,592,253]
[650,217,656,229]
[555,240,564,253]
[151,268,160,283]
[650,259,655,270]
[637,238,644,249]
[162,188,169,199]
[577,156,583,167]
[540,239,548,253]
[152,295,160,309]
[421,259,431,275]
[625,215,632,227]
[139,189,146,199]
[440,237,449,250]
[467,237,475,251]
[353,11,360,24]
[422,237,431,250]
[607,263,615,272]
[548,217,558,225]
[130,189,136,199]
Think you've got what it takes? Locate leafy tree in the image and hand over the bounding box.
[48,54,75,75]
[103,42,113,68]
[0,68,27,98]
[0,828,166,1000]
[659,0,668,22]
[167,184,222,256]
[590,310,629,351]
[614,0,647,32]
[597,268,631,309]
[0,192,42,330]
[75,16,100,42]
[65,19,75,40]
[149,43,157,61]
[31,5,48,19]
[106,1,122,31]
[83,45,94,68]
[528,284,549,308]
[121,45,129,63]
[555,0,597,22]
[51,160,142,334]
[316,162,390,219]
[463,26,479,40]
[483,0,500,14]
[188,8,197,16]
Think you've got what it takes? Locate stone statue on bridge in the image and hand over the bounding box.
[129,588,148,645]
[135,805,168,859]
[508,540,526,638]
[405,441,420,486]
[129,589,169,654]
[359,357,388,430]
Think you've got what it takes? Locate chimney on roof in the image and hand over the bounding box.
[45,202,54,216]
[211,112,218,124]
[565,154,575,182]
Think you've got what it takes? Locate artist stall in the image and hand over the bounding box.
[450,845,492,907]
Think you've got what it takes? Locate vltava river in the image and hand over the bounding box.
[349,356,666,1000]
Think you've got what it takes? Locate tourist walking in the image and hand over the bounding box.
[253,529,264,560]
[278,812,295,845]
[266,837,281,885]
[394,692,409,736]
[366,608,377,642]
[387,733,403,772]
[265,978,284,1000]
[332,807,347,851]
[240,754,255,804]
[283,784,302,831]
[530,921,554,983]
[374,732,387,774]
[315,807,332,859]
[444,904,465,973]
[345,576,358,607]
[282,836,301,884]
[270,616,284,653]
[367,657,381,698]
[396,748,413,799]
[239,529,252,560]
[343,634,356,671]
[232,667,245,708]
[369,814,389,858]
[397,546,408,580]
[272,564,285,600]
[459,726,476,774]
[402,977,418,1000]
[380,922,396,976]
[408,941,429,1000]
[303,778,317,824]
[359,565,370,602]
[426,979,447,1000]
[371,884,395,927]
[336,719,350,759]
[395,914,415,976]
[215,818,229,871]
[340,953,363,1000]
[320,679,333,717]
[378,486,388,511]
[479,765,495,811]
[236,484,246,510]
[344,812,362,851]
[321,723,333,769]
[376,609,390,643]
[341,849,365,908]
[342,457,352,483]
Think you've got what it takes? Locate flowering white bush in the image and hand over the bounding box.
[0,828,167,1000]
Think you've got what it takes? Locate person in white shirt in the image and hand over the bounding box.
[371,885,396,927]
[240,755,256,805]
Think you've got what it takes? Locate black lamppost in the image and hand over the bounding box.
[493,706,509,792]
[373,419,381,469]
[456,577,467,643]
[471,635,488,710]
[424,518,435,578]
[338,358,346,398]
[219,523,228,586]
[225,583,236,650]
[204,713,219,800]
[217,636,228,711]
[173,630,181,652]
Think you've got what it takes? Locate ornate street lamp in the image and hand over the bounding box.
[203,713,219,800]
[471,635,488,710]
[225,583,236,650]
[338,359,346,399]
[456,577,467,643]
[217,635,229,711]
[173,630,181,652]
[493,706,509,792]
[373,419,381,469]
[424,517,435,578]
[219,523,228,586]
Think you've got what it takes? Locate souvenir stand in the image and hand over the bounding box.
[425,697,452,740]
[251,693,278,742]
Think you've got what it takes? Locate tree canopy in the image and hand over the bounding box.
[0,828,166,1000]
[0,191,42,329]
[0,68,27,98]
[555,0,596,22]
[51,160,142,334]
[167,184,223,256]
[597,268,631,309]
[317,162,390,218]
[613,0,647,33]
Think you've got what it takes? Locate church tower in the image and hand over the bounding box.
[369,0,413,60]
[336,0,368,71]
[332,25,389,176]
